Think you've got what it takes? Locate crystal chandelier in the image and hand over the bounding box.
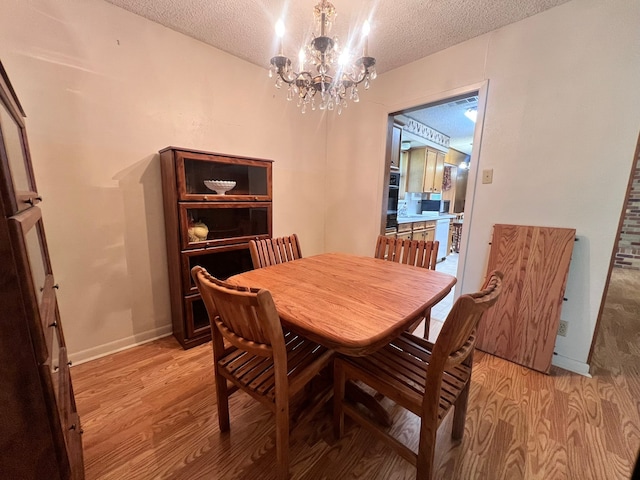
[269,0,377,114]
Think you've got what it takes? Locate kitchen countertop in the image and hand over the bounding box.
[396,213,456,224]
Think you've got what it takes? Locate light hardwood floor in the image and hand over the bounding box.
[72,267,640,479]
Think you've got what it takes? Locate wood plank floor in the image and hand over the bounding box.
[72,267,640,479]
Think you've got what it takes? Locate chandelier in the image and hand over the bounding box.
[268,0,377,114]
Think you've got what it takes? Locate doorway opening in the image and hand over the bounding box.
[588,130,640,373]
[382,87,486,340]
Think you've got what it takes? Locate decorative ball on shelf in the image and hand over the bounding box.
[188,221,209,242]
[204,180,236,195]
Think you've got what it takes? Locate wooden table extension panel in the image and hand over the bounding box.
[476,224,576,373]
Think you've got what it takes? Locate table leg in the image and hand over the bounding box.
[345,381,392,427]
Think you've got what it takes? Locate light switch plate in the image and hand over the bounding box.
[482,169,493,184]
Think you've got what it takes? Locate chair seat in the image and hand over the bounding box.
[340,332,471,422]
[219,330,330,402]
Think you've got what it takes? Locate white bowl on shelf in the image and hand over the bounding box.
[204,180,236,195]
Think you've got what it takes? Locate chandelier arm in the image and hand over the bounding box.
[277,70,297,85]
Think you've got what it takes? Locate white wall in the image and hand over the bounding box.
[326,0,640,372]
[2,0,639,372]
[0,0,327,362]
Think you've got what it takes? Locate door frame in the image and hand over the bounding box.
[382,80,489,295]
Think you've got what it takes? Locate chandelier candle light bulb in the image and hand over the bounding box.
[363,20,370,56]
[269,0,376,114]
[275,19,285,55]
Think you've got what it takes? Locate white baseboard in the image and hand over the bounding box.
[552,353,592,377]
[68,325,174,366]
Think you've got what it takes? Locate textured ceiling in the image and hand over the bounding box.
[103,0,572,74]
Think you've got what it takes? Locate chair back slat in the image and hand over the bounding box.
[431,271,503,371]
[192,266,285,358]
[374,235,439,270]
[250,234,303,269]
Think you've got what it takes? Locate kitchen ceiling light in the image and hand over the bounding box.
[269,1,377,114]
[464,107,478,123]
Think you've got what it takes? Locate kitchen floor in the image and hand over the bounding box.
[415,252,458,341]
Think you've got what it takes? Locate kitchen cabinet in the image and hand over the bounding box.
[160,147,273,348]
[395,220,436,243]
[410,221,428,242]
[390,124,401,169]
[425,224,436,243]
[399,151,409,200]
[413,220,436,243]
[433,151,446,193]
[407,147,446,193]
[0,61,84,479]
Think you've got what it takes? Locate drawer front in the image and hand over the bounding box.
[57,349,85,480]
[41,275,61,362]
[38,334,77,480]
[413,221,426,230]
[397,223,412,233]
[56,346,71,432]
[66,411,85,480]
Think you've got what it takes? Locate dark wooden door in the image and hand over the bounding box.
[476,224,575,373]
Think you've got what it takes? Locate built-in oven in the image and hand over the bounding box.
[387,172,400,228]
[386,212,397,228]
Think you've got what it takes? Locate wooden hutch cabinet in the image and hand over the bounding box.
[0,63,84,478]
[160,147,273,348]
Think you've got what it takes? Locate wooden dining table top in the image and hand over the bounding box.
[227,252,457,356]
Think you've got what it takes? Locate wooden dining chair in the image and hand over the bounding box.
[249,234,303,269]
[192,266,333,480]
[333,271,503,480]
[374,235,439,337]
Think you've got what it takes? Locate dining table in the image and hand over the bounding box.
[227,252,457,426]
[227,252,457,357]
